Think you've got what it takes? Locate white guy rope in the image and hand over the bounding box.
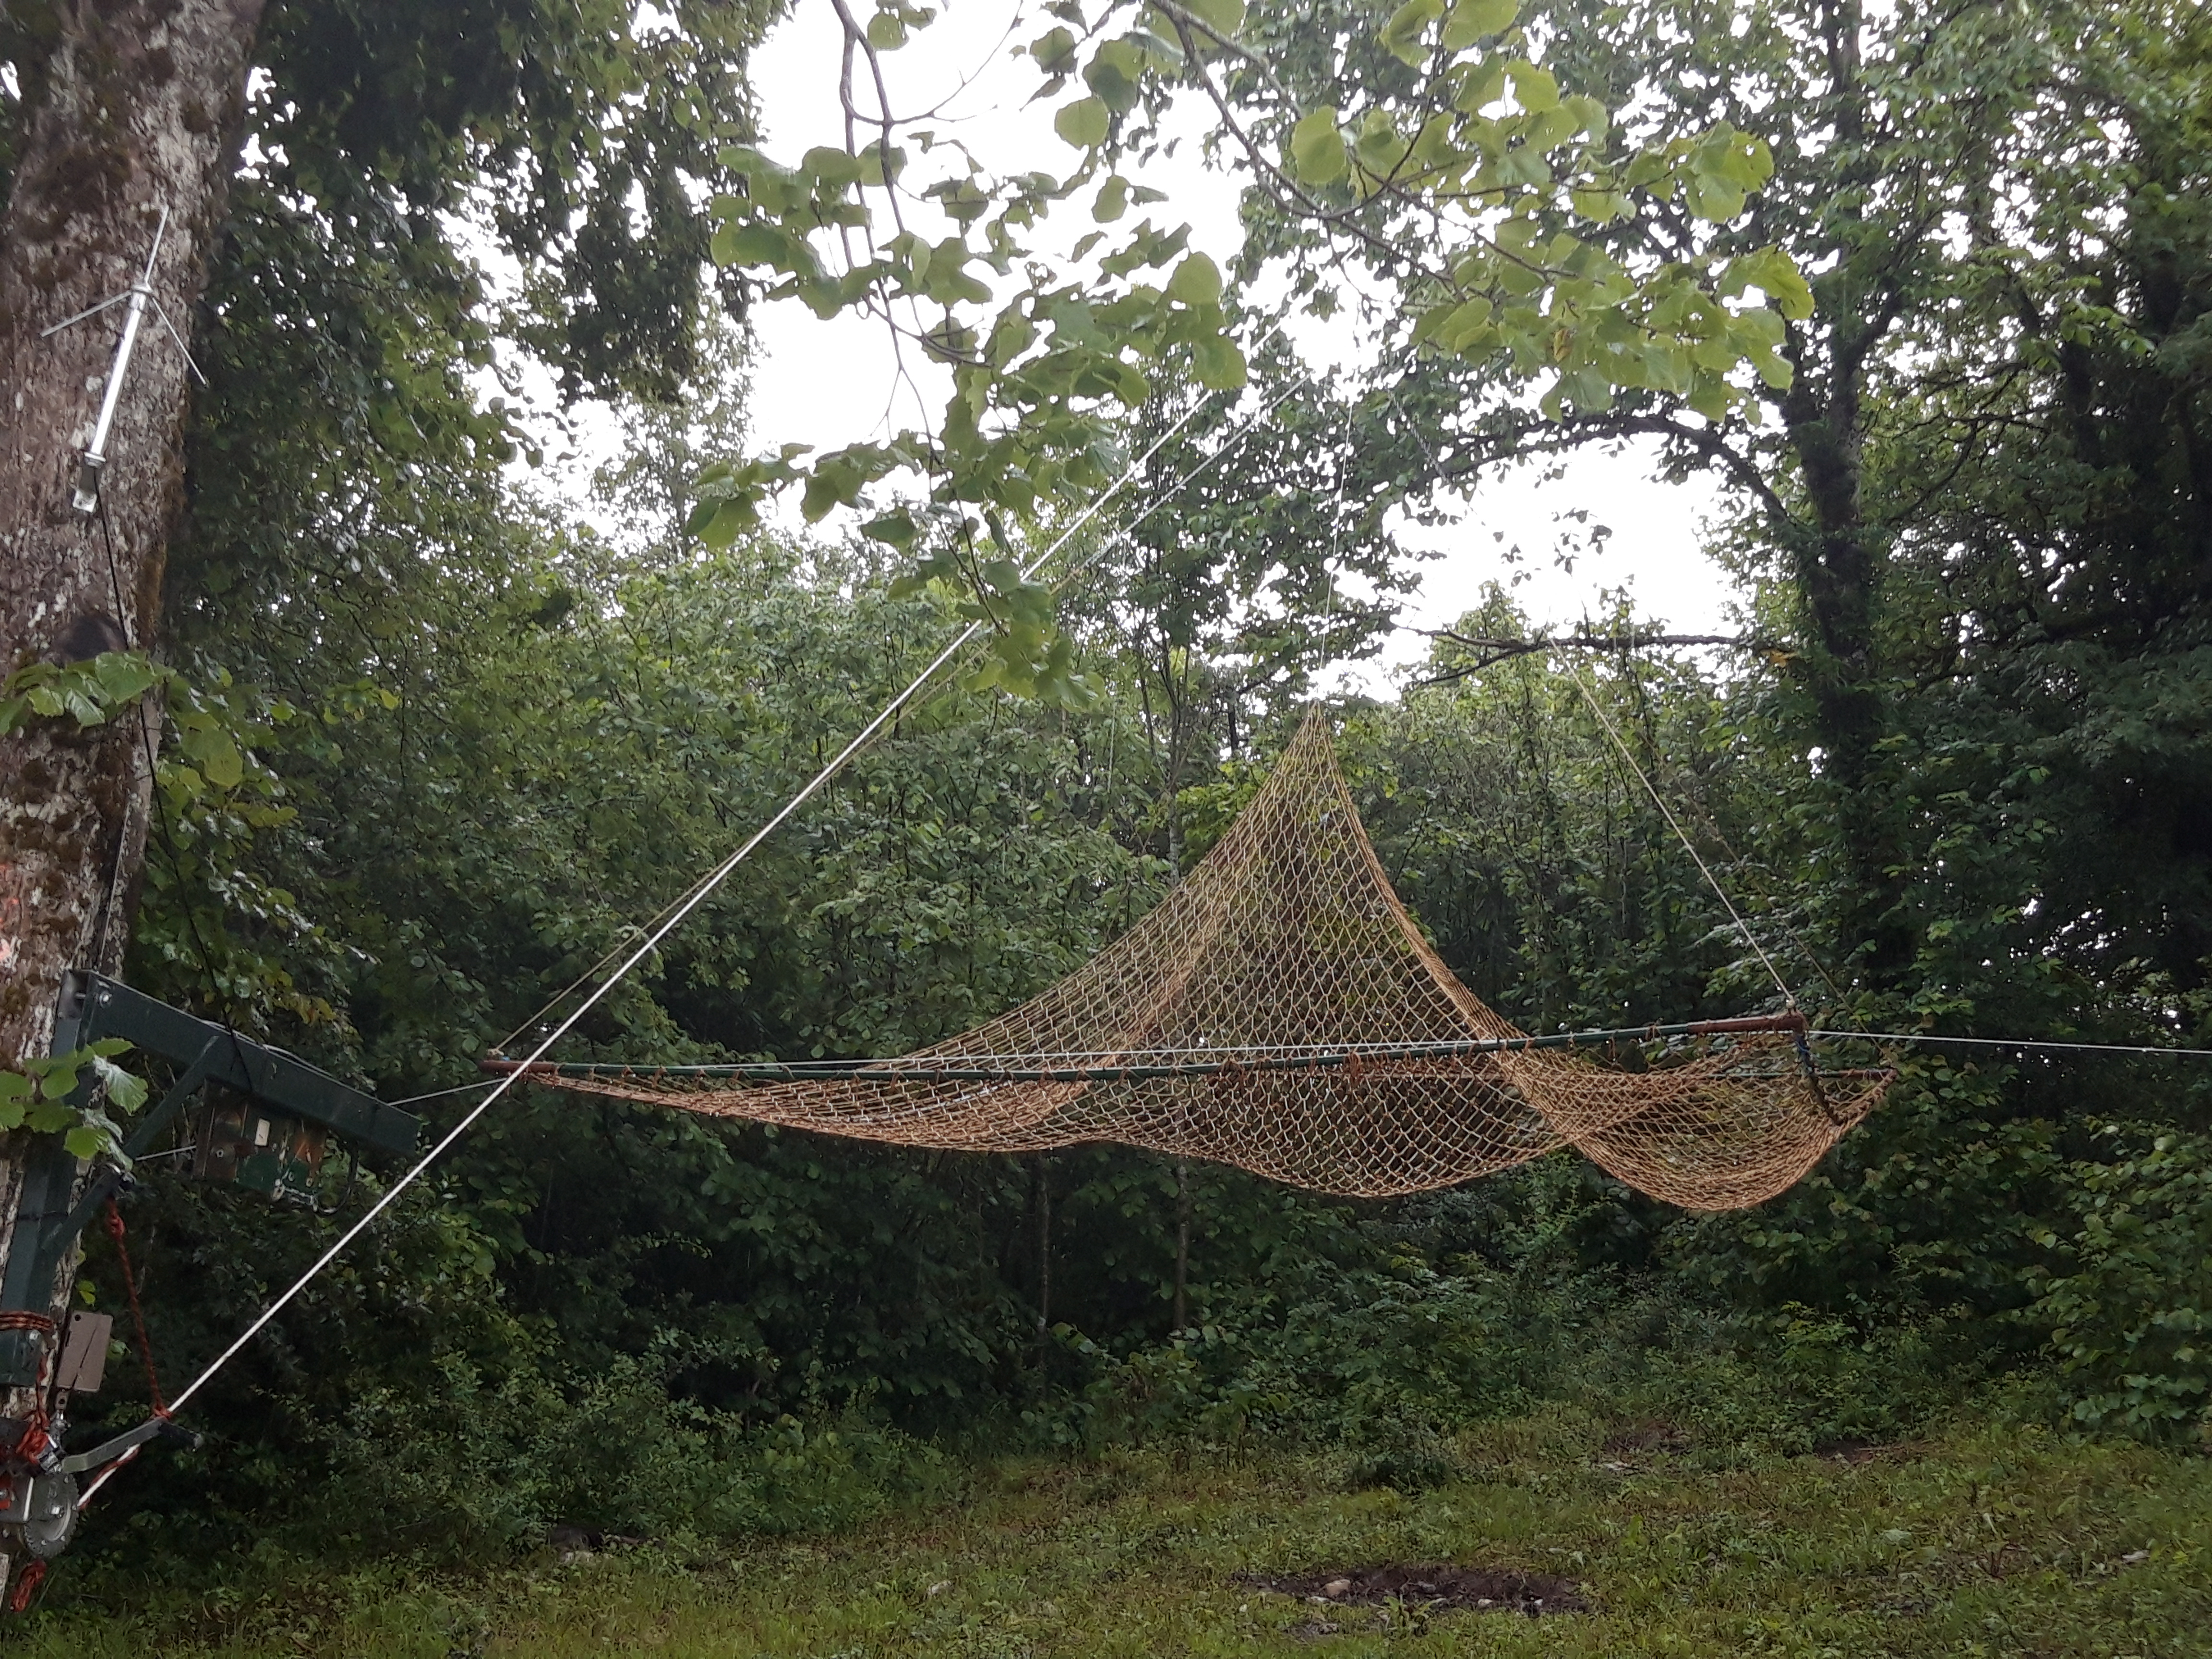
[1567,664,1798,1009]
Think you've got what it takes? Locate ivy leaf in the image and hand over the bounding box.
[26,1099,76,1134]
[1288,108,1348,186]
[0,1072,28,1131]
[92,651,158,704]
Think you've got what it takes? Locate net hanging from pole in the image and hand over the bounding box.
[500,712,1891,1210]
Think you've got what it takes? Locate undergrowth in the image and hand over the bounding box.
[23,1414,2210,1657]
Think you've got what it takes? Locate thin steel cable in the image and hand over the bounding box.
[521,1023,2212,1072]
[130,380,1294,1453]
[381,1079,502,1107]
[1567,665,1797,1009]
[1810,1030,2212,1060]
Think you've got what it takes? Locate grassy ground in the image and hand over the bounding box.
[21,1408,2212,1657]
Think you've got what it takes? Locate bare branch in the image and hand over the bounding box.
[1412,627,1788,682]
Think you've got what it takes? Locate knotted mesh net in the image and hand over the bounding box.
[508,712,1889,1209]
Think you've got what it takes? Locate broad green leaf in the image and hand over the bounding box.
[89,1066,147,1119]
[92,651,158,704]
[64,1125,106,1160]
[1379,0,1444,67]
[1084,39,1146,114]
[1571,185,1625,222]
[1723,246,1815,320]
[862,508,919,547]
[714,222,798,270]
[866,10,906,49]
[1288,108,1348,186]
[801,146,864,188]
[1030,25,1078,75]
[1179,0,1246,38]
[1166,252,1223,306]
[1191,333,1247,390]
[1354,108,1409,176]
[1437,296,1494,349]
[801,473,845,522]
[1505,60,1559,112]
[26,1099,74,1133]
[1055,96,1110,148]
[1442,0,1516,50]
[1454,61,1506,112]
[1094,175,1130,222]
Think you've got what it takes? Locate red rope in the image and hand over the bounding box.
[6,1559,46,1613]
[102,1202,167,1417]
[6,1407,49,1467]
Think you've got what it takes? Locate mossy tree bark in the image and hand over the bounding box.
[0,0,265,1448]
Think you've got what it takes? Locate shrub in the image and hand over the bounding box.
[2028,1126,2212,1441]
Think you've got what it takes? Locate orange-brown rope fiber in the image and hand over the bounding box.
[502,713,1890,1211]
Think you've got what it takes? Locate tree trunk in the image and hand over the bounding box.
[1172,1157,1190,1333]
[1779,0,1913,988]
[0,0,265,1462]
[1033,1154,1052,1333]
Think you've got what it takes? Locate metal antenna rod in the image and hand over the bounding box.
[40,206,202,515]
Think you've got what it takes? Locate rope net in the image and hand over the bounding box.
[512,713,1889,1209]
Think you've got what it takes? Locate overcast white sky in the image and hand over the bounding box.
[535,1,1745,689]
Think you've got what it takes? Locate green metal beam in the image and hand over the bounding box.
[60,974,419,1157]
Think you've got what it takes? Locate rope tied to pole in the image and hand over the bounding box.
[102,1200,167,1418]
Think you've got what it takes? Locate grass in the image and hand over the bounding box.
[21,1407,2212,1657]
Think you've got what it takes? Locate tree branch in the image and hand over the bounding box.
[1413,628,1788,683]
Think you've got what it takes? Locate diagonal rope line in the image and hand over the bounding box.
[84,379,1301,1493]
[1567,664,1797,1010]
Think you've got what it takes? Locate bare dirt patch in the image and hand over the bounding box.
[1249,1563,1588,1616]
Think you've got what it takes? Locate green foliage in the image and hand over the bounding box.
[26,1418,2212,1654]
[318,1337,950,1552]
[2030,1127,2212,1442]
[0,1040,145,1160]
[685,0,1805,696]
